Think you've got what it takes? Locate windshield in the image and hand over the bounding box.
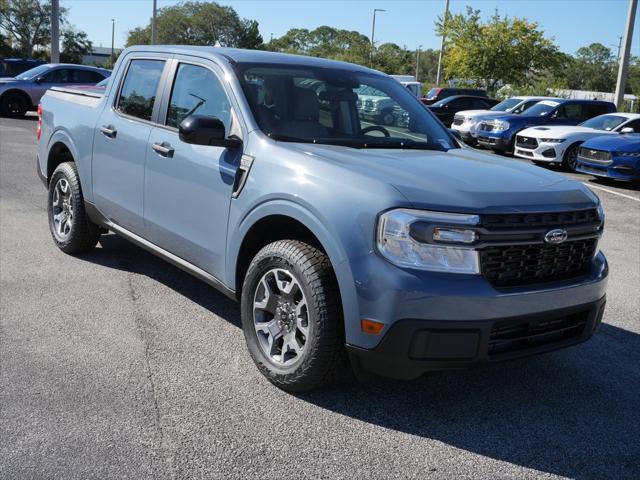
[522,101,559,116]
[425,87,441,100]
[237,64,456,151]
[580,114,627,131]
[490,98,521,112]
[15,64,51,80]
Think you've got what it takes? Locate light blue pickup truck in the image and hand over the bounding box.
[37,46,608,391]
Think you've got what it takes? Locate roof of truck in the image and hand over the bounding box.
[125,45,378,73]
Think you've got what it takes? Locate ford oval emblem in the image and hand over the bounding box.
[544,228,568,245]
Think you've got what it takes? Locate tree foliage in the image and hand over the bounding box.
[126,1,262,49]
[436,7,561,93]
[61,28,92,64]
[562,43,616,92]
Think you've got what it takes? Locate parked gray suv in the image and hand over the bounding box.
[37,46,608,391]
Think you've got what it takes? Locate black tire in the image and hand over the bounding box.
[562,142,582,172]
[47,162,101,254]
[0,92,29,117]
[241,240,348,392]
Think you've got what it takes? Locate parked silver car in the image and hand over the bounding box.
[0,63,109,117]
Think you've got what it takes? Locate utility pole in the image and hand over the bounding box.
[370,8,386,67]
[51,0,60,63]
[111,19,115,60]
[415,45,422,80]
[435,0,450,86]
[614,0,637,110]
[151,0,158,45]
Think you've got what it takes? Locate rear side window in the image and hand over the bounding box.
[117,59,165,121]
[166,63,230,129]
[582,104,610,120]
[72,69,105,84]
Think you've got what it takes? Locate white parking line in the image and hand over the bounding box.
[583,183,640,202]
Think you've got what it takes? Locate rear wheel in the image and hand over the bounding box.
[48,162,101,253]
[0,92,29,117]
[562,143,582,172]
[241,240,348,392]
[379,108,395,126]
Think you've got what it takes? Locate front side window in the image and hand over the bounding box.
[555,104,582,120]
[166,63,231,129]
[237,64,455,151]
[116,59,165,121]
[43,69,73,83]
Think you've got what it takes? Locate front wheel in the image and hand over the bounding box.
[48,162,101,253]
[562,143,582,172]
[241,240,348,392]
[0,92,29,117]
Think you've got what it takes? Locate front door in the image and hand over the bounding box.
[92,57,168,232]
[144,60,240,277]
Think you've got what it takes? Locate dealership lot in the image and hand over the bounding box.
[1,115,638,479]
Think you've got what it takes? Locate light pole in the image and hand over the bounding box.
[51,0,60,63]
[370,8,386,67]
[151,0,158,45]
[614,0,637,109]
[415,44,422,80]
[111,19,115,60]
[435,0,450,86]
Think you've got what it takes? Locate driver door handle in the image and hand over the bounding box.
[100,125,117,138]
[152,142,175,158]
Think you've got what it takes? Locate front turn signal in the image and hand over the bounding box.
[361,319,385,335]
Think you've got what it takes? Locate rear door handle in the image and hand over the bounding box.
[100,125,117,138]
[152,142,174,158]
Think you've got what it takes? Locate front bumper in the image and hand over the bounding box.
[577,157,640,181]
[514,142,563,163]
[348,296,606,380]
[451,124,477,144]
[476,131,511,150]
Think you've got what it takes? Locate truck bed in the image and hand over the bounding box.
[47,86,104,108]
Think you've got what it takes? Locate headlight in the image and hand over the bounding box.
[540,138,565,143]
[616,151,640,157]
[376,209,480,274]
[489,120,510,131]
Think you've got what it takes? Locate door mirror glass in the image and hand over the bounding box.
[179,114,241,148]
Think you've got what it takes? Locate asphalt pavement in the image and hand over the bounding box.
[1,114,639,480]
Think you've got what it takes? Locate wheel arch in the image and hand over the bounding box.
[0,88,32,108]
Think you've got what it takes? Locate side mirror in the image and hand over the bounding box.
[620,127,634,134]
[179,115,241,148]
[35,76,45,84]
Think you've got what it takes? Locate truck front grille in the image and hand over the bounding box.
[480,238,597,287]
[482,209,599,229]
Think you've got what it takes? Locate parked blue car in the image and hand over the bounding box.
[476,99,616,153]
[577,133,640,182]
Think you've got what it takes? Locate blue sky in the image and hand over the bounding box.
[62,0,639,57]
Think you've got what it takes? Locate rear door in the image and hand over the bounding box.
[92,55,170,233]
[143,58,241,276]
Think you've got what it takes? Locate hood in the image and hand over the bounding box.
[582,134,640,153]
[0,78,19,84]
[519,125,614,138]
[286,143,598,213]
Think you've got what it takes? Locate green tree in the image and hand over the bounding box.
[436,7,560,93]
[0,0,67,57]
[126,1,262,49]
[563,43,616,92]
[0,29,13,56]
[60,27,92,64]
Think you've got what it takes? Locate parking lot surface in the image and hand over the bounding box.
[1,114,639,480]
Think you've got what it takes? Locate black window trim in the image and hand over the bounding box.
[112,55,172,127]
[153,57,237,134]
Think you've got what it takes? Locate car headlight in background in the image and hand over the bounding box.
[376,209,480,274]
[490,120,510,131]
[540,138,565,143]
[616,151,640,157]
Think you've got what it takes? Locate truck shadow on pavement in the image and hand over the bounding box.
[86,233,638,480]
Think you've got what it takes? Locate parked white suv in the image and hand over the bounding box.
[451,96,546,144]
[514,113,640,170]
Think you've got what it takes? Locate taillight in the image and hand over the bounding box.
[36,104,42,141]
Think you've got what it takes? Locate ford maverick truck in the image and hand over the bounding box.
[37,46,608,391]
